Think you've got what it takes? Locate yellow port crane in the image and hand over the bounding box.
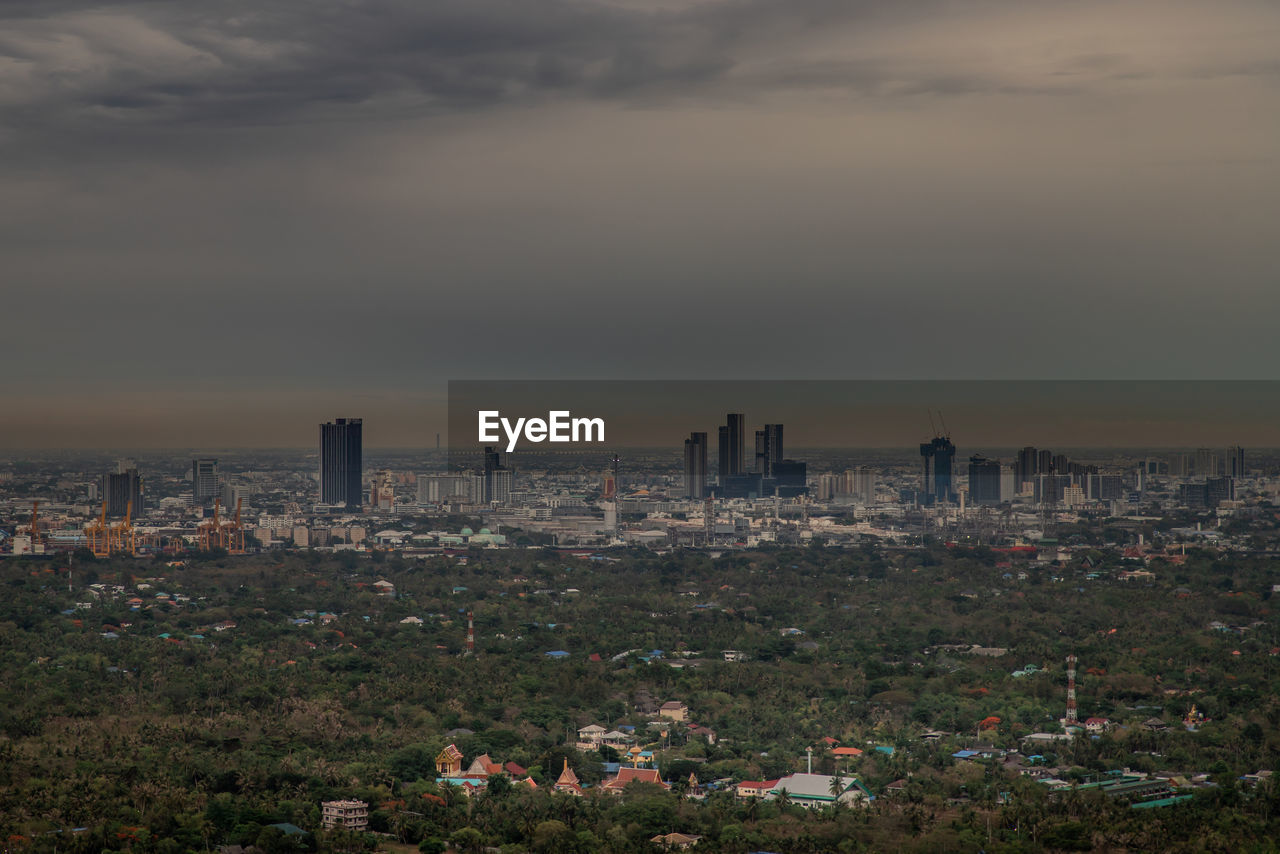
[86,501,109,557]
[226,497,246,554]
[109,500,137,556]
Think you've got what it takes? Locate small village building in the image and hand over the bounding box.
[765,773,873,809]
[659,701,689,722]
[321,800,369,831]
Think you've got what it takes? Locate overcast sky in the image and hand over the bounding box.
[2,1,1278,446]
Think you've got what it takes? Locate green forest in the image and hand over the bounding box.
[2,543,1279,852]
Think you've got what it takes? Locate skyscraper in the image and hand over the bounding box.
[920,437,957,503]
[102,462,143,517]
[1225,445,1245,479]
[718,413,745,480]
[1015,446,1038,486]
[482,446,510,504]
[1195,448,1219,478]
[968,455,1002,505]
[320,418,363,509]
[758,423,783,477]
[684,432,709,499]
[192,458,219,506]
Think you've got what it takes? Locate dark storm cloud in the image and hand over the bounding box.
[2,0,1149,143]
[1,1,1279,446]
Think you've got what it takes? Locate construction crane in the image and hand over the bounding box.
[110,500,137,556]
[198,499,221,551]
[86,501,109,557]
[226,497,246,554]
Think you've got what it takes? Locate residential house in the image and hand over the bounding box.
[735,779,779,799]
[321,800,369,831]
[659,701,689,723]
[1084,717,1112,734]
[576,724,607,750]
[650,832,702,849]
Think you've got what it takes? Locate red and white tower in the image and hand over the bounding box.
[1065,654,1078,725]
[466,611,475,656]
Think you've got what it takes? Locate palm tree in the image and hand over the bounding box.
[828,774,847,801]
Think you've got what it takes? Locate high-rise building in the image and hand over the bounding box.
[320,418,363,509]
[102,462,143,517]
[418,474,473,504]
[758,424,783,477]
[838,467,876,503]
[1037,449,1054,475]
[192,458,220,506]
[1015,446,1038,487]
[920,437,957,503]
[1194,448,1219,478]
[370,469,395,512]
[967,455,1002,505]
[772,459,808,498]
[482,446,510,504]
[684,432,709,499]
[1205,476,1235,508]
[1225,446,1246,479]
[718,414,745,480]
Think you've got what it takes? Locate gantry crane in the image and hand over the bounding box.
[109,500,137,556]
[226,497,246,554]
[197,498,221,551]
[86,501,109,557]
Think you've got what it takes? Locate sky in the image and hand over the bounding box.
[2,1,1279,447]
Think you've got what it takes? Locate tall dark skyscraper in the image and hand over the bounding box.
[320,418,363,509]
[482,446,510,504]
[192,458,219,506]
[920,436,957,503]
[718,413,745,481]
[968,455,1002,505]
[1015,446,1038,486]
[1226,445,1245,479]
[102,462,143,517]
[756,423,783,477]
[684,432,708,499]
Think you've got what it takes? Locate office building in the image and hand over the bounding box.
[1226,446,1245,479]
[320,418,363,509]
[1194,448,1219,478]
[772,459,808,498]
[102,462,143,517]
[753,423,783,477]
[920,437,957,503]
[684,432,709,499]
[192,458,219,506]
[418,474,473,504]
[1015,446,1038,486]
[482,446,510,504]
[967,455,1002,505]
[718,413,745,480]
